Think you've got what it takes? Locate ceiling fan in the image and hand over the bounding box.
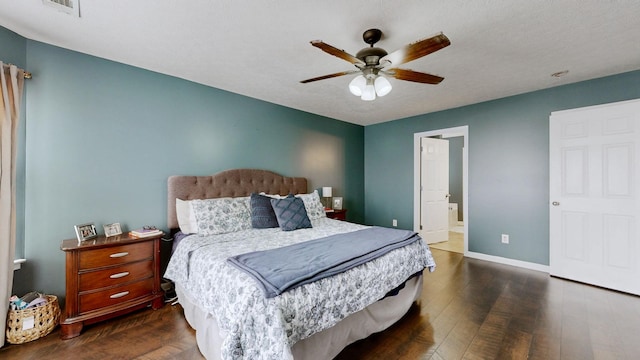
[300,29,450,101]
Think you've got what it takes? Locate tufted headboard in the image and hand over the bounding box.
[167,169,307,229]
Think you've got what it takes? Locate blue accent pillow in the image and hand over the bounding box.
[270,195,312,231]
[250,193,279,229]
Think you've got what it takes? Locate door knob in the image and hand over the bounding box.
[552,201,560,206]
[445,194,451,198]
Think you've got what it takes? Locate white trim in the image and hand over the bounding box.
[13,258,26,271]
[550,98,640,116]
[466,251,550,273]
[414,125,469,253]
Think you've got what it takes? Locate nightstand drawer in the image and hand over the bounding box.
[79,241,153,270]
[79,277,154,313]
[79,260,153,292]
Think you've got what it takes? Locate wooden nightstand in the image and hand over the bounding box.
[59,234,164,339]
[326,209,347,221]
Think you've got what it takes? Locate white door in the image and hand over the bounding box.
[420,137,449,244]
[550,99,640,295]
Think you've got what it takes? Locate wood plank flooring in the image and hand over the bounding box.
[2,248,639,359]
[427,231,464,254]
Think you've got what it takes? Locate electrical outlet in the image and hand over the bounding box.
[501,234,509,244]
[392,219,398,227]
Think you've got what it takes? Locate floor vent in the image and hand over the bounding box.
[42,0,80,17]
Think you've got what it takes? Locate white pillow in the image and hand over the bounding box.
[176,198,197,234]
[191,197,251,235]
[296,190,326,220]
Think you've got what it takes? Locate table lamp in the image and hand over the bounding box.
[322,187,332,210]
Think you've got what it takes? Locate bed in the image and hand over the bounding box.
[163,169,435,359]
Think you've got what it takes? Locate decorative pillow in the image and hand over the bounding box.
[295,190,326,220]
[250,193,279,229]
[270,195,312,231]
[176,198,197,234]
[191,197,251,235]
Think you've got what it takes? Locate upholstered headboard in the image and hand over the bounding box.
[167,169,307,229]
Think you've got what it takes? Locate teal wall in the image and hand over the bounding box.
[448,136,464,221]
[0,27,27,259]
[365,70,640,265]
[5,35,364,300]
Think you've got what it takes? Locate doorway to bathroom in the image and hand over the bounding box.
[413,126,468,254]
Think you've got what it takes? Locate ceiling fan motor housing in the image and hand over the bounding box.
[356,28,387,67]
[356,47,388,66]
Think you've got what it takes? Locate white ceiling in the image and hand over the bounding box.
[1,1,639,126]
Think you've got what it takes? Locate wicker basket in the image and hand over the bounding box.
[5,295,60,344]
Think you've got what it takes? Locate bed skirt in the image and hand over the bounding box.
[176,274,423,359]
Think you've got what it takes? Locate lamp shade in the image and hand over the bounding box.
[374,76,392,96]
[322,187,332,197]
[361,83,376,101]
[349,75,366,96]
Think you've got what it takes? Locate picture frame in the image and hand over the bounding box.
[74,223,98,242]
[333,197,343,210]
[103,222,122,237]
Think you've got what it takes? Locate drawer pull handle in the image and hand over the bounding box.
[110,291,130,299]
[109,272,130,279]
[109,252,129,258]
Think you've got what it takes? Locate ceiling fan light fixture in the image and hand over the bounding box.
[361,79,376,101]
[349,75,366,96]
[374,76,392,97]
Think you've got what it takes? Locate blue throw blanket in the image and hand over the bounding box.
[227,227,423,298]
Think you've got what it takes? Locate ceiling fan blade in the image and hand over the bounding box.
[300,70,360,84]
[387,68,444,84]
[311,40,365,65]
[381,33,450,66]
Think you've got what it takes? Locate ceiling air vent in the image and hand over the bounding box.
[42,0,80,17]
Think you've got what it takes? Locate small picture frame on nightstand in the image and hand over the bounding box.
[103,223,122,237]
[333,197,343,210]
[74,223,97,242]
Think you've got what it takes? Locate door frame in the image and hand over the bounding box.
[414,125,469,254]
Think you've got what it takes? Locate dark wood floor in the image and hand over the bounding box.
[2,248,640,359]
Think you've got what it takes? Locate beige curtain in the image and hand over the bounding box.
[0,62,24,348]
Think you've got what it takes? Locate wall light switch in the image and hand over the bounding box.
[501,234,509,244]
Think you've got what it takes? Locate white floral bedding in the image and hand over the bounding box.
[164,217,435,359]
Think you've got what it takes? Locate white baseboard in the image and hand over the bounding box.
[13,258,26,271]
[465,251,549,273]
